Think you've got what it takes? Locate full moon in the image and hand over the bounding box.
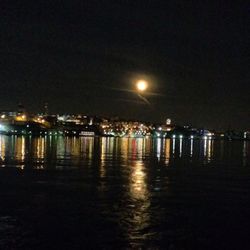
[136,80,148,92]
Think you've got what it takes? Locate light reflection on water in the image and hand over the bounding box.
[0,135,249,169]
[190,138,194,157]
[130,160,147,200]
[165,139,171,166]
[128,159,151,242]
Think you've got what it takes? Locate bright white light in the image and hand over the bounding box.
[190,135,194,139]
[179,135,183,139]
[0,124,5,131]
[1,114,6,119]
[136,80,148,91]
[166,118,171,125]
[173,134,176,138]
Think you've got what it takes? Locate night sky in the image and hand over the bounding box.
[1,1,249,130]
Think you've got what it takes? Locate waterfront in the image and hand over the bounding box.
[0,136,250,249]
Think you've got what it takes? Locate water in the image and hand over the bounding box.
[0,135,249,249]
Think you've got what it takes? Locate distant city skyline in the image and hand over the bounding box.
[0,101,249,131]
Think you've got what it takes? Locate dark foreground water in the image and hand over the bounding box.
[0,135,250,250]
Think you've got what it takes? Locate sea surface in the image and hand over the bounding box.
[0,135,249,249]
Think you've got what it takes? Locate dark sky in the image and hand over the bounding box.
[0,0,249,130]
